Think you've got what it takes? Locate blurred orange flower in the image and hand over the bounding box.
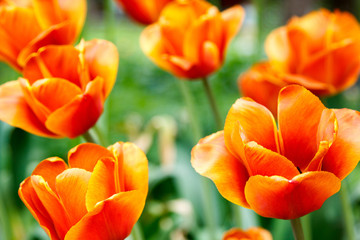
[192,85,360,219]
[0,39,118,138]
[140,0,245,79]
[0,0,86,71]
[239,9,360,113]
[114,0,174,25]
[223,227,272,240]
[19,141,148,240]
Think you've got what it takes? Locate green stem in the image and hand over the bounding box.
[301,214,312,240]
[177,80,202,140]
[177,79,216,240]
[201,77,222,130]
[82,131,98,144]
[339,183,355,240]
[290,218,305,240]
[104,0,115,41]
[131,222,144,240]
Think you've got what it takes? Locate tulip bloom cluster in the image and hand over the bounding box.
[240,9,360,114]
[192,85,360,219]
[0,0,86,71]
[19,142,149,240]
[223,227,272,240]
[0,39,118,138]
[141,0,245,79]
[114,0,174,25]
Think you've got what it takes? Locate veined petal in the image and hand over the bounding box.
[239,62,286,116]
[220,5,245,54]
[30,78,82,112]
[19,178,62,240]
[31,175,72,239]
[68,143,113,172]
[191,131,250,208]
[32,157,67,192]
[108,142,149,193]
[55,168,91,225]
[183,7,222,64]
[322,109,360,180]
[33,0,86,39]
[0,5,42,69]
[244,172,341,219]
[45,77,104,138]
[18,21,78,67]
[224,97,279,158]
[82,39,119,98]
[278,85,326,171]
[140,24,185,77]
[243,141,299,179]
[86,158,116,212]
[65,191,146,240]
[23,45,81,87]
[0,80,56,137]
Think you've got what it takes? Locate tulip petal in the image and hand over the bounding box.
[184,7,222,64]
[68,143,114,172]
[223,227,273,240]
[140,24,185,77]
[221,5,245,52]
[32,0,86,37]
[45,77,104,138]
[31,175,72,239]
[244,141,299,179]
[32,157,67,192]
[23,45,81,87]
[0,5,42,70]
[304,109,337,171]
[239,62,286,115]
[18,21,77,66]
[265,27,291,71]
[224,98,279,158]
[65,191,146,240]
[322,109,360,180]
[278,85,326,171]
[30,78,82,112]
[0,80,56,137]
[19,178,61,240]
[108,142,149,193]
[19,77,50,123]
[56,168,91,225]
[86,158,116,212]
[191,131,250,208]
[244,172,341,219]
[83,39,119,98]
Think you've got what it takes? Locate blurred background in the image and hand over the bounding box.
[1,0,360,239]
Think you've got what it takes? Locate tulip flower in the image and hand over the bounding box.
[192,85,360,219]
[114,0,174,25]
[239,9,360,113]
[0,39,119,138]
[0,0,86,71]
[223,227,272,240]
[140,0,245,79]
[19,141,148,240]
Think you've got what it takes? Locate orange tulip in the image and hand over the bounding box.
[192,85,360,219]
[114,0,174,25]
[0,0,86,71]
[223,227,272,240]
[140,0,245,79]
[19,141,148,240]
[0,39,118,138]
[240,9,360,113]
